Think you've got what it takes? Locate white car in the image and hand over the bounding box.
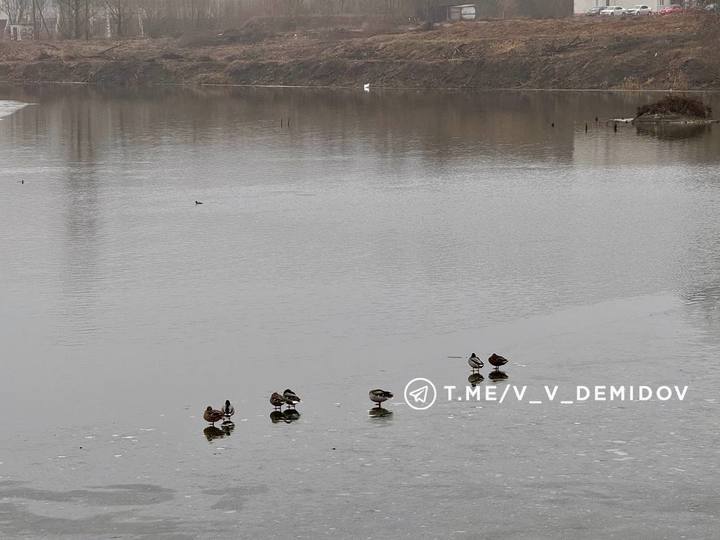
[625,4,652,15]
[600,6,626,15]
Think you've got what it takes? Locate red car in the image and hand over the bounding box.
[659,4,684,13]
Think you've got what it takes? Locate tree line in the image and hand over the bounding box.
[1,0,573,40]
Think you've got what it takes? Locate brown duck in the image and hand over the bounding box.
[488,353,509,369]
[203,406,224,425]
[369,389,393,408]
[270,392,290,410]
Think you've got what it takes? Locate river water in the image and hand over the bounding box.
[1,87,719,539]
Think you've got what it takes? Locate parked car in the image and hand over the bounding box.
[625,4,653,15]
[659,4,684,14]
[600,5,626,15]
[705,3,718,12]
[586,5,607,15]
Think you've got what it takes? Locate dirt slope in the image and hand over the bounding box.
[1,15,718,90]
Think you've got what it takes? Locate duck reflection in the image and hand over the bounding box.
[270,410,286,424]
[269,409,301,424]
[368,407,393,418]
[635,122,711,140]
[468,373,484,387]
[203,425,226,442]
[221,421,235,436]
[488,369,509,382]
[283,409,300,422]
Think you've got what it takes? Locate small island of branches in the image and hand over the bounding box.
[634,96,715,125]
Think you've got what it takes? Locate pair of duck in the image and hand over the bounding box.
[203,400,235,425]
[468,353,508,372]
[468,353,509,386]
[270,389,301,410]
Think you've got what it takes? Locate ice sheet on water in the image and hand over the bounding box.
[0,100,30,119]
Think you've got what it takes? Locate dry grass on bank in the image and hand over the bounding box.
[1,14,719,90]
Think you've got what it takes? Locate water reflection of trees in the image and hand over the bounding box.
[0,90,104,340]
[636,123,711,141]
[2,85,719,344]
[61,97,102,340]
[4,86,719,171]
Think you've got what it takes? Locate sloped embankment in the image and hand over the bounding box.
[0,15,718,90]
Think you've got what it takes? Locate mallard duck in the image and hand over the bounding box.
[283,389,301,408]
[270,392,289,410]
[203,406,224,425]
[488,353,509,369]
[468,353,484,372]
[369,389,393,408]
[223,400,235,420]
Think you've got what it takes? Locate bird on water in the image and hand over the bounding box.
[369,389,393,408]
[283,389,301,408]
[203,406,224,426]
[270,392,289,410]
[223,400,235,421]
[468,353,484,372]
[195,200,203,205]
[488,353,509,369]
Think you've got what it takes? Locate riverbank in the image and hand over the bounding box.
[1,14,719,90]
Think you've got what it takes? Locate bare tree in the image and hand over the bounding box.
[105,0,135,36]
[41,0,525,40]
[1,0,31,24]
[55,0,89,38]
